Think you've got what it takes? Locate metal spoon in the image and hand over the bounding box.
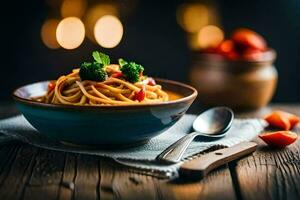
[156,107,234,163]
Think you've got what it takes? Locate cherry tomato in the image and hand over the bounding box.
[48,81,56,91]
[134,86,145,102]
[259,131,298,148]
[111,72,123,78]
[224,50,239,60]
[232,28,266,52]
[214,40,240,60]
[217,40,235,55]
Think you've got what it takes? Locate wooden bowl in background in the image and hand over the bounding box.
[189,49,277,110]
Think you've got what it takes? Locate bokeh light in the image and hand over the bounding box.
[186,34,200,50]
[56,17,85,50]
[197,25,224,49]
[177,3,210,33]
[61,0,87,18]
[41,19,60,49]
[84,4,119,42]
[94,15,123,48]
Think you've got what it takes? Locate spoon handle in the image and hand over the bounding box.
[156,132,199,163]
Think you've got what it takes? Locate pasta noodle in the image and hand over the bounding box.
[33,67,169,106]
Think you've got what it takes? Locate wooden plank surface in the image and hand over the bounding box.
[0,145,38,199]
[234,105,300,200]
[23,149,65,200]
[0,103,299,200]
[0,144,236,200]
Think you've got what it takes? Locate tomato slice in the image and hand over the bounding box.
[134,86,145,102]
[111,72,123,78]
[290,115,300,128]
[48,81,56,92]
[264,111,300,130]
[259,131,298,148]
[264,111,291,130]
[147,78,156,86]
[281,111,300,128]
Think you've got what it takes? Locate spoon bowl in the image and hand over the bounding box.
[193,107,234,137]
[157,107,234,163]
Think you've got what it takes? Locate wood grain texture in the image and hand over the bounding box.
[234,128,300,200]
[0,145,38,199]
[156,167,236,200]
[99,159,158,200]
[0,103,300,200]
[234,105,300,200]
[98,159,236,200]
[58,153,76,200]
[73,154,100,200]
[23,149,65,200]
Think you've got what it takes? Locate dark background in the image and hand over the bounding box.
[1,0,299,102]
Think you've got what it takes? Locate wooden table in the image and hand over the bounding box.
[0,103,300,200]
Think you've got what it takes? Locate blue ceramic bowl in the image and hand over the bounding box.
[13,79,197,147]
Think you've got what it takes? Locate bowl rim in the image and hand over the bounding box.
[12,78,198,110]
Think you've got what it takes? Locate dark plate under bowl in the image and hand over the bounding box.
[12,79,197,146]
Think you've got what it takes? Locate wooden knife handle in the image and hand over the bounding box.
[179,141,257,180]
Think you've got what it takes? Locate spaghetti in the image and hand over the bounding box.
[34,66,169,106]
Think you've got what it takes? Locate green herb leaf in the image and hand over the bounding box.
[118,58,128,67]
[92,51,110,66]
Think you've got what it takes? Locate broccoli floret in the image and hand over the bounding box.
[79,62,107,81]
[118,58,144,83]
[79,51,110,81]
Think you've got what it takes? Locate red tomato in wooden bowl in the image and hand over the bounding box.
[242,48,264,60]
[232,28,267,52]
[216,40,235,54]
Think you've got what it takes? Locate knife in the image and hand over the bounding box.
[115,141,257,180]
[179,141,257,180]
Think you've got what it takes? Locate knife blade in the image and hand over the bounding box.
[115,141,257,180]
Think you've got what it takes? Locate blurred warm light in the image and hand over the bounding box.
[84,4,119,42]
[177,3,210,33]
[197,25,224,49]
[56,17,85,50]
[61,0,87,18]
[187,34,200,50]
[94,15,123,48]
[41,19,60,49]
